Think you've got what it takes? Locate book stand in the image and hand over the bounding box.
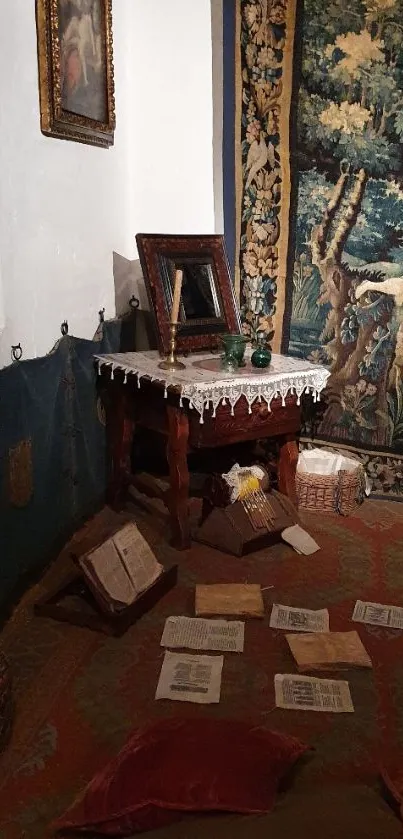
[34,513,178,636]
[34,564,178,637]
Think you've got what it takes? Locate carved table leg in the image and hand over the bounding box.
[166,405,191,550]
[278,435,299,506]
[105,381,135,510]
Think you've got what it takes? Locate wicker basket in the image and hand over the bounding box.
[296,465,366,516]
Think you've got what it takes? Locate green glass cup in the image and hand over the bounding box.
[221,334,247,368]
[221,351,239,373]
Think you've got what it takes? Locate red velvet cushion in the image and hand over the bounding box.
[53,718,308,836]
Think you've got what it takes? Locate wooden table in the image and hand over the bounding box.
[100,372,301,550]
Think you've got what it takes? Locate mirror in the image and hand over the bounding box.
[179,260,221,320]
[160,256,222,322]
[136,234,241,355]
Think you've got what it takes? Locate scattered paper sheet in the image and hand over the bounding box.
[352,600,403,629]
[161,616,244,653]
[281,525,320,555]
[155,652,223,704]
[286,631,372,672]
[270,604,329,633]
[195,584,264,618]
[274,674,354,713]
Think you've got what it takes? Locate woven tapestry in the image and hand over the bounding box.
[228,0,403,497]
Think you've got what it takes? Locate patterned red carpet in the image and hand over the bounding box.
[1,500,403,838]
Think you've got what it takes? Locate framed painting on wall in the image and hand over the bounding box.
[36,0,115,148]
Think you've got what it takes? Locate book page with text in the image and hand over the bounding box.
[113,523,163,594]
[275,674,354,712]
[156,652,223,704]
[81,539,137,607]
[161,616,244,652]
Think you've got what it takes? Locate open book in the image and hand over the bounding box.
[78,522,163,614]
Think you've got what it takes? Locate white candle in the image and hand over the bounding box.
[171,268,183,323]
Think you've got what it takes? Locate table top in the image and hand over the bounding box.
[95,349,330,422]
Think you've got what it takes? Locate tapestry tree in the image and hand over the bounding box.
[298,0,403,441]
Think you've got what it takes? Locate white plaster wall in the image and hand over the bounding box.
[0,0,216,368]
[0,0,134,367]
[211,0,224,234]
[130,0,215,237]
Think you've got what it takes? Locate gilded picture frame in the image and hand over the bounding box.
[36,0,115,148]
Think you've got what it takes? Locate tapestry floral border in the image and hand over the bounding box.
[236,0,296,352]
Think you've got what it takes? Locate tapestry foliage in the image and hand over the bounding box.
[234,0,403,496]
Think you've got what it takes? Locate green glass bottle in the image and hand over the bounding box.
[251,332,272,368]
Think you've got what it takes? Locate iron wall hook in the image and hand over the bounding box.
[11,343,22,362]
[129,295,139,310]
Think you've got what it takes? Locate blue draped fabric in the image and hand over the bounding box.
[0,321,122,616]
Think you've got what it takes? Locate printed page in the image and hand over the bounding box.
[270,604,329,633]
[80,539,136,607]
[155,652,223,704]
[274,674,354,713]
[352,600,403,629]
[195,584,264,617]
[286,631,372,672]
[113,523,163,595]
[160,616,244,653]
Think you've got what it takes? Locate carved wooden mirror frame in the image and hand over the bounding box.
[136,234,241,355]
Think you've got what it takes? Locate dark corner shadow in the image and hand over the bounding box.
[113,251,157,352]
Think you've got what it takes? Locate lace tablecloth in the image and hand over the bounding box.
[95,350,330,423]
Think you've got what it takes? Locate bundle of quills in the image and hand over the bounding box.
[237,470,275,531]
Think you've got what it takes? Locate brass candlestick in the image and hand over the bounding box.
[158,322,186,371]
